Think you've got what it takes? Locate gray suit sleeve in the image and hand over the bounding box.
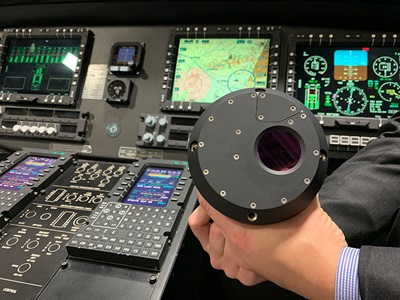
[319,112,400,298]
[359,246,400,299]
[319,134,400,247]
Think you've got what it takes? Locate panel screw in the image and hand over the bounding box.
[149,274,158,284]
[61,261,69,269]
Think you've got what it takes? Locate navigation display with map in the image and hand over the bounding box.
[171,38,270,103]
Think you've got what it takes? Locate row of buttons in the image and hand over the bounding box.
[80,228,162,242]
[70,231,163,253]
[90,202,177,229]
[69,238,162,259]
[329,135,377,147]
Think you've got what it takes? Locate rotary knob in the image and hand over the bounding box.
[143,132,155,144]
[29,126,38,133]
[46,127,57,135]
[158,117,168,127]
[145,115,157,128]
[156,134,166,144]
[38,126,47,134]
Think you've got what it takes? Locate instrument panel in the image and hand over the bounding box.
[0,25,395,163]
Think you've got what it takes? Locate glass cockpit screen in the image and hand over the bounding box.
[171,38,270,103]
[0,38,81,95]
[295,45,400,118]
[0,156,57,191]
[123,167,183,207]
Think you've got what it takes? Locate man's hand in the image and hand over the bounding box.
[188,190,347,300]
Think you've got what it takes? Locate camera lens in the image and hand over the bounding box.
[257,129,301,171]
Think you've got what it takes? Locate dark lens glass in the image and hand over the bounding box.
[257,129,301,171]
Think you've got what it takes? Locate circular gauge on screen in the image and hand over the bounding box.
[378,81,400,102]
[332,86,368,116]
[373,56,399,78]
[304,55,328,77]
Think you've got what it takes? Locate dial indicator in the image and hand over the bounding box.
[304,55,328,77]
[373,56,399,78]
[332,85,368,116]
[378,81,400,102]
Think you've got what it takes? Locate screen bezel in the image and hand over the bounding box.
[160,25,281,113]
[0,155,57,191]
[286,34,400,131]
[0,27,94,107]
[122,164,184,207]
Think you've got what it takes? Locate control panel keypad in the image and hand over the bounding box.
[0,191,26,211]
[67,201,179,270]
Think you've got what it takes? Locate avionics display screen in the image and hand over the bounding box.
[295,45,400,119]
[171,38,270,103]
[111,45,139,66]
[123,167,183,207]
[0,38,81,95]
[0,156,57,191]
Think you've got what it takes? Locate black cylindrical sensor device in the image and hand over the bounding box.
[188,88,328,225]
